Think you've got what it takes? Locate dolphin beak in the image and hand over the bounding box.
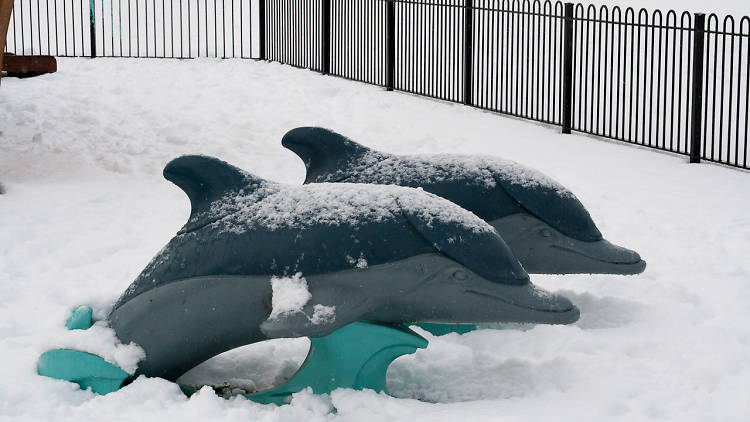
[490,214,646,275]
[465,283,580,325]
[540,237,647,275]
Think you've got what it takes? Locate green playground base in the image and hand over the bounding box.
[246,322,427,404]
[38,305,479,403]
[38,305,128,395]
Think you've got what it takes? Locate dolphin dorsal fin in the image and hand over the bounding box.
[282,127,385,183]
[163,155,259,231]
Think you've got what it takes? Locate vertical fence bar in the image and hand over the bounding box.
[386,0,395,90]
[561,2,574,134]
[259,0,266,59]
[89,0,96,57]
[321,0,330,74]
[464,0,473,105]
[690,13,706,163]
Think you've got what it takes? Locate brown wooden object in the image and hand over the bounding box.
[3,53,57,77]
[0,0,13,85]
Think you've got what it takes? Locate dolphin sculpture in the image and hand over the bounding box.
[281,127,646,275]
[105,155,579,382]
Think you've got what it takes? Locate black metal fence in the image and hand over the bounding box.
[4,0,749,170]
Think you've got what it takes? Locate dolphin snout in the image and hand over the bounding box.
[490,214,646,275]
[467,284,574,312]
[466,283,580,325]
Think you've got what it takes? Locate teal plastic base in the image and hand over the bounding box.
[246,322,427,405]
[37,349,129,394]
[38,305,127,394]
[65,305,93,330]
[41,306,429,403]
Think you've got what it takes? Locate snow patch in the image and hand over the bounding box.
[42,320,145,374]
[268,273,311,320]
[310,305,336,325]
[267,275,336,326]
[345,253,368,269]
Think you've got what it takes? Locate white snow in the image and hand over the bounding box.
[346,254,369,269]
[349,153,574,197]
[310,305,337,326]
[266,273,336,326]
[176,338,311,394]
[206,180,495,235]
[1,57,750,421]
[43,319,145,375]
[268,273,312,320]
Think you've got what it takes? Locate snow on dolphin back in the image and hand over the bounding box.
[208,182,527,285]
[122,155,528,303]
[356,154,568,195]
[346,153,601,240]
[281,129,603,242]
[214,182,496,235]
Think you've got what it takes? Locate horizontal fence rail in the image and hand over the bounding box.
[4,0,749,170]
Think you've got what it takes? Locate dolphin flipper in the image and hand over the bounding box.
[490,172,602,242]
[399,204,528,286]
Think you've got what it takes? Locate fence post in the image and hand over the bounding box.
[689,13,706,164]
[561,3,574,134]
[258,0,266,60]
[321,0,331,74]
[463,0,473,105]
[89,0,96,58]
[386,0,395,90]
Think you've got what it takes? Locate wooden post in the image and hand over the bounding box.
[0,0,14,86]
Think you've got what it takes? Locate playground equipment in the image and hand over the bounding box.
[38,155,578,404]
[282,127,646,275]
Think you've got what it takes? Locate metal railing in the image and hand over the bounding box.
[4,0,749,170]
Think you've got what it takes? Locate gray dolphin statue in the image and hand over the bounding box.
[281,127,646,275]
[108,155,579,381]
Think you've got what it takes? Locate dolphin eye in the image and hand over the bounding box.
[539,228,554,238]
[452,270,468,280]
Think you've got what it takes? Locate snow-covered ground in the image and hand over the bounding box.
[1,58,750,421]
